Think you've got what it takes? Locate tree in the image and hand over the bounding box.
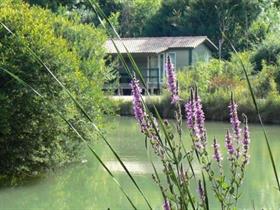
[24,0,162,37]
[23,0,77,11]
[0,1,111,179]
[144,0,261,58]
[119,0,162,37]
[24,0,122,24]
[248,3,280,91]
[251,34,280,71]
[143,0,190,36]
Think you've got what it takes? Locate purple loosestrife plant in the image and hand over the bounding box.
[185,89,206,151]
[225,130,235,159]
[229,97,242,140]
[130,77,167,160]
[132,58,251,210]
[130,77,146,132]
[228,96,242,159]
[185,97,194,129]
[242,116,250,166]
[130,77,160,145]
[194,90,206,139]
[166,56,179,104]
[163,199,171,210]
[198,180,205,204]
[213,138,223,164]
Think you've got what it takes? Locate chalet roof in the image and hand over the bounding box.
[105,36,217,54]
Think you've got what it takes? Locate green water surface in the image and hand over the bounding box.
[0,117,280,210]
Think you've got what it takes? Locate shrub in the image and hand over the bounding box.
[115,50,280,124]
[261,94,280,124]
[114,92,280,124]
[251,63,279,97]
[0,1,111,179]
[251,34,280,71]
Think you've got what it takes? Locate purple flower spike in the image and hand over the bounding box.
[213,138,223,163]
[225,130,235,158]
[130,77,160,150]
[163,199,171,210]
[194,90,205,140]
[198,180,205,203]
[166,56,179,104]
[185,89,206,150]
[130,77,146,132]
[184,91,194,129]
[242,116,250,165]
[229,97,241,140]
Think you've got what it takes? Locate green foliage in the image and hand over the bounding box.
[261,94,280,123]
[26,0,280,61]
[246,2,280,46]
[25,0,269,58]
[177,52,253,99]
[251,34,280,71]
[143,0,190,36]
[246,3,280,73]
[24,0,81,11]
[118,0,161,37]
[144,0,261,57]
[24,0,122,26]
[112,46,279,124]
[252,63,279,97]
[149,51,280,123]
[24,0,161,37]
[0,1,111,178]
[115,93,280,124]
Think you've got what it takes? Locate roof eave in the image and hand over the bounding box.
[106,51,158,55]
[203,38,218,51]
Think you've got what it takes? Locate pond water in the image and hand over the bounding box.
[0,117,280,210]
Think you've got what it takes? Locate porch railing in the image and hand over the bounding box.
[119,68,161,88]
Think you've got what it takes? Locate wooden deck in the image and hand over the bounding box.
[117,68,162,95]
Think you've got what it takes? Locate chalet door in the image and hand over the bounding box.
[148,55,158,83]
[159,53,165,82]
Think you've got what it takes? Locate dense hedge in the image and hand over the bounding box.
[0,1,111,179]
[114,94,280,124]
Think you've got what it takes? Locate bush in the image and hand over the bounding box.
[114,51,280,124]
[260,94,280,124]
[251,34,280,71]
[177,52,253,100]
[0,1,111,179]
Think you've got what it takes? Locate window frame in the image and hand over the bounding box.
[167,52,176,69]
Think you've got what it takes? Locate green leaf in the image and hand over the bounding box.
[229,187,235,194]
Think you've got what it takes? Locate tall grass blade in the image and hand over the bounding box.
[86,0,180,153]
[145,142,166,201]
[86,2,199,207]
[202,172,209,210]
[0,67,138,209]
[0,22,153,209]
[87,0,148,90]
[86,145,137,210]
[83,2,202,208]
[87,0,177,156]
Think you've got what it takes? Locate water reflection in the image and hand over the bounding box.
[0,117,280,209]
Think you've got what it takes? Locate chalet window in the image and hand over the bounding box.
[148,55,158,68]
[167,52,176,69]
